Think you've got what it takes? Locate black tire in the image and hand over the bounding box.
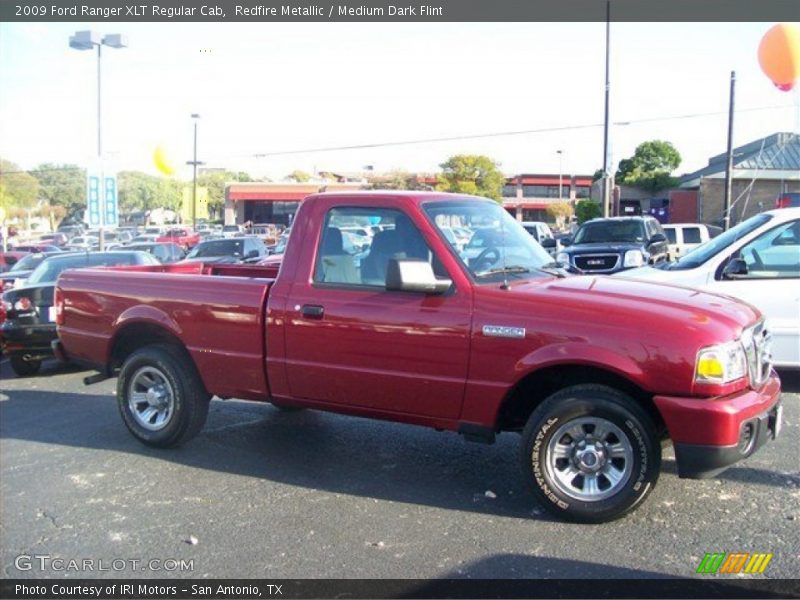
[117,344,210,448]
[10,354,42,377]
[271,402,305,412]
[520,384,660,523]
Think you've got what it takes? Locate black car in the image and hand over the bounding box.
[1,251,160,376]
[1,252,62,292]
[125,242,185,264]
[182,236,268,264]
[556,216,669,274]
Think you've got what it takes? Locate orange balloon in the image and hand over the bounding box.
[758,23,800,90]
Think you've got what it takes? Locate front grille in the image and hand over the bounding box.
[743,321,772,388]
[573,254,620,272]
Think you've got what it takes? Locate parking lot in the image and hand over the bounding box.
[1,359,798,580]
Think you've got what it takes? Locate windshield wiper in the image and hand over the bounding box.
[540,261,578,276]
[474,265,531,278]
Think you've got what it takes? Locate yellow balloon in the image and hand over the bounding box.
[153,144,175,176]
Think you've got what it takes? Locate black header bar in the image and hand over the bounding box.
[2,0,799,23]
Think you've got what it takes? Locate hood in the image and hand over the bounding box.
[613,265,710,288]
[496,274,758,340]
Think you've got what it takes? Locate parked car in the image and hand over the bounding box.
[521,221,559,255]
[125,242,185,264]
[182,236,268,263]
[221,224,245,238]
[618,207,800,368]
[1,252,61,292]
[55,191,781,523]
[156,228,200,250]
[39,232,69,247]
[56,224,84,239]
[129,234,160,244]
[775,192,800,209]
[65,235,100,251]
[556,216,669,273]
[662,223,721,261]
[0,251,28,273]
[1,251,160,376]
[11,244,62,254]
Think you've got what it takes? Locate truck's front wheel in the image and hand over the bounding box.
[117,345,210,448]
[521,384,660,523]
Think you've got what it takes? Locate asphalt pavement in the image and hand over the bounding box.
[1,358,798,580]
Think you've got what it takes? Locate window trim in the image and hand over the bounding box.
[310,204,457,293]
[715,219,800,281]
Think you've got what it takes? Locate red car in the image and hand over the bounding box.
[54,192,782,523]
[0,251,28,273]
[156,228,200,250]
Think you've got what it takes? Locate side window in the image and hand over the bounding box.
[314,207,438,287]
[665,228,677,244]
[736,220,800,279]
[683,227,702,244]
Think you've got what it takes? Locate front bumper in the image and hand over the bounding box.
[654,372,782,479]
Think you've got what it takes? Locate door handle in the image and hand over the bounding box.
[301,304,324,319]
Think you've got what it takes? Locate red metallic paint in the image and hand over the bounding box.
[56,192,782,456]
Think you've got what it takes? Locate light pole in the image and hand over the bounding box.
[557,150,564,202]
[186,114,204,230]
[601,0,612,218]
[69,30,126,249]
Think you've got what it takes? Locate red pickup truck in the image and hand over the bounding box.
[54,192,782,522]
[156,228,200,250]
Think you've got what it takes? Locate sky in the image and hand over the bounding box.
[0,21,798,181]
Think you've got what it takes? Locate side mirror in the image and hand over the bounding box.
[560,237,572,247]
[386,259,451,294]
[649,233,667,244]
[541,238,557,249]
[722,257,748,279]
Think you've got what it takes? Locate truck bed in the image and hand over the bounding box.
[57,263,275,400]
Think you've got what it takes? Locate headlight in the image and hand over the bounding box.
[623,250,645,268]
[695,341,747,384]
[555,252,570,266]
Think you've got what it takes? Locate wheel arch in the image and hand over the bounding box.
[495,362,666,436]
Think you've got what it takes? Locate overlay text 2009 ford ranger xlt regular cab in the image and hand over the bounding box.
[54,192,783,522]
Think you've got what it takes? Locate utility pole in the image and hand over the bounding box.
[601,0,612,218]
[723,71,736,231]
[557,150,564,202]
[186,114,204,230]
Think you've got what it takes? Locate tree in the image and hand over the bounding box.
[0,158,39,211]
[615,140,681,193]
[286,170,311,183]
[197,170,254,219]
[575,199,601,224]
[31,163,85,213]
[436,155,505,201]
[118,171,183,213]
[546,201,574,229]
[369,170,430,191]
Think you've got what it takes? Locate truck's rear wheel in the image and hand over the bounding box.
[520,384,660,523]
[117,345,210,448]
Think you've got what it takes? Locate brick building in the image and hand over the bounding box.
[679,132,800,226]
[502,174,594,221]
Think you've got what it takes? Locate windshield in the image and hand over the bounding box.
[670,213,772,270]
[573,220,646,244]
[9,254,45,272]
[424,200,555,283]
[186,239,244,258]
[27,254,138,285]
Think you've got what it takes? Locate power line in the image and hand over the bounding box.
[240,104,794,160]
